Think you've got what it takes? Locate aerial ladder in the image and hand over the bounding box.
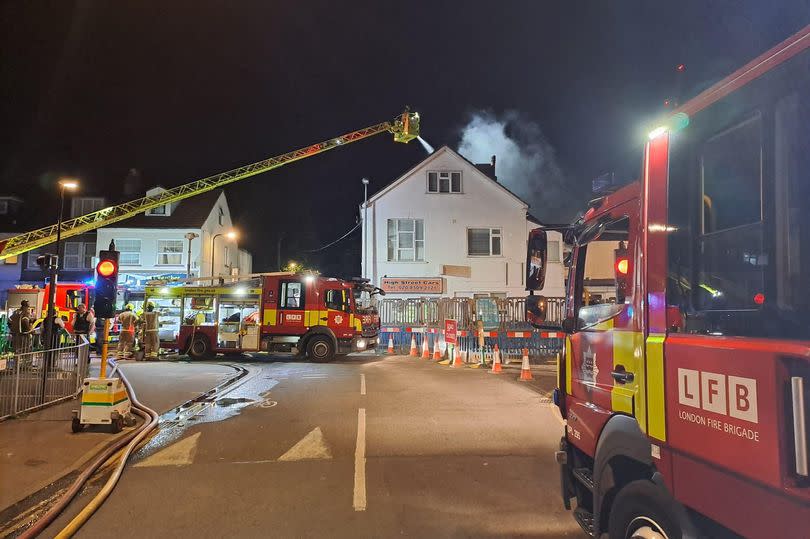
[0,110,420,260]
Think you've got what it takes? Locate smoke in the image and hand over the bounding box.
[457,110,576,223]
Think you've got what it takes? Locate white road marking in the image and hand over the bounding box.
[277,427,333,461]
[134,432,201,467]
[353,408,367,511]
[360,373,366,395]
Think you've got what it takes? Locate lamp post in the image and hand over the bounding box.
[184,232,199,278]
[361,177,369,279]
[210,230,237,279]
[44,178,79,350]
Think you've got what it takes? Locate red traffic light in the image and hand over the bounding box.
[615,258,629,275]
[97,259,117,277]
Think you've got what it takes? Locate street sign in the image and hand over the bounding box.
[445,319,458,345]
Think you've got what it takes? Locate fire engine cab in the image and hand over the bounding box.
[5,282,91,333]
[145,272,379,362]
[526,26,810,539]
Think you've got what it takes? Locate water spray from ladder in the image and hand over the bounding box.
[417,136,435,154]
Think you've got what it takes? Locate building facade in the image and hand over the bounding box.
[96,189,250,289]
[360,146,566,299]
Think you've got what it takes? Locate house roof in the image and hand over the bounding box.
[367,146,530,208]
[104,189,225,229]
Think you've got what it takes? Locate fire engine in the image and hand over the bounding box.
[145,273,380,362]
[526,26,810,539]
[5,282,91,332]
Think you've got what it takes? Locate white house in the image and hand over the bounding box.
[360,146,566,298]
[96,188,251,288]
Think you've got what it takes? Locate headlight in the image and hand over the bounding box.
[356,339,367,350]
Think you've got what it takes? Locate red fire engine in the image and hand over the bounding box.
[145,273,380,362]
[5,282,91,332]
[527,26,810,538]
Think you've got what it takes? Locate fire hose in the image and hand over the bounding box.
[19,361,159,539]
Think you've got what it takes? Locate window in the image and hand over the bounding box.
[467,228,501,256]
[325,289,350,312]
[4,255,18,265]
[547,240,561,263]
[117,239,141,266]
[0,200,7,215]
[218,207,225,226]
[148,205,167,215]
[71,197,104,218]
[157,240,183,265]
[387,219,425,261]
[427,171,462,193]
[26,250,42,270]
[280,281,303,309]
[576,217,631,329]
[666,48,810,339]
[63,242,95,270]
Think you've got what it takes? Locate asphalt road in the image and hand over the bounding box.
[42,354,583,538]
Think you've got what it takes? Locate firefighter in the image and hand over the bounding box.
[142,302,160,360]
[9,300,33,355]
[117,304,138,359]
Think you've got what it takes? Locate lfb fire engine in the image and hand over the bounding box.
[145,273,380,362]
[5,282,90,333]
[527,26,810,539]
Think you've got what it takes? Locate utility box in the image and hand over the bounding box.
[73,377,132,433]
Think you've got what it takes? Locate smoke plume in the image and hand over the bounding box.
[457,110,577,223]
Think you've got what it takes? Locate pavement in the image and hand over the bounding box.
[31,353,582,538]
[0,359,238,516]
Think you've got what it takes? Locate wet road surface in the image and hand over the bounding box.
[42,354,583,538]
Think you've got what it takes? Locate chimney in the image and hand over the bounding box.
[491,155,497,182]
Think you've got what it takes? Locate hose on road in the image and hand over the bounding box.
[18,361,159,539]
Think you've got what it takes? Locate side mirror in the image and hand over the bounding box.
[526,229,548,291]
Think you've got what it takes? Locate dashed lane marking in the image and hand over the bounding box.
[353,408,367,511]
[360,373,366,395]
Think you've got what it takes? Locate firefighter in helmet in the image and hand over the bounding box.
[117,304,138,359]
[142,302,160,360]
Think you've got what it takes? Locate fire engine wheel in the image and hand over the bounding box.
[188,337,212,360]
[608,480,681,539]
[306,336,335,363]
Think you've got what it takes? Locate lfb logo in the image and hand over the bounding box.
[678,368,758,424]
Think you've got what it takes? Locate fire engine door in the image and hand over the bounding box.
[324,288,354,339]
[568,212,646,429]
[276,280,306,334]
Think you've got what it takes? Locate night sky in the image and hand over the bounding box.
[2,1,809,276]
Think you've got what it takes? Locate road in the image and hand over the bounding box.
[43,354,583,538]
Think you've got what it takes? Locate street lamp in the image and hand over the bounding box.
[44,178,79,350]
[210,230,237,278]
[361,177,369,280]
[184,232,199,278]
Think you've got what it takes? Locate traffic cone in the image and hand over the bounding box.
[421,336,430,359]
[387,335,395,354]
[433,339,442,360]
[489,344,503,374]
[409,335,417,357]
[519,348,533,381]
[452,346,464,368]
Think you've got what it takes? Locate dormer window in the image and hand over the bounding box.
[427,171,462,193]
[148,205,167,215]
[71,197,104,218]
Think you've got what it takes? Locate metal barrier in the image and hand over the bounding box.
[375,296,567,362]
[0,336,89,420]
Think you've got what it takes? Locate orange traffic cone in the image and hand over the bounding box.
[421,336,430,359]
[409,335,417,357]
[452,346,464,368]
[387,335,395,354]
[489,344,503,374]
[519,348,533,381]
[433,339,442,360]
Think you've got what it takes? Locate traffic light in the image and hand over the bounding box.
[614,242,629,304]
[94,248,119,318]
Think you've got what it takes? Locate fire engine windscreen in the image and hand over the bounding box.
[665,51,810,340]
[576,218,630,329]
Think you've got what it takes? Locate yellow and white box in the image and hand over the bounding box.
[77,377,131,426]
